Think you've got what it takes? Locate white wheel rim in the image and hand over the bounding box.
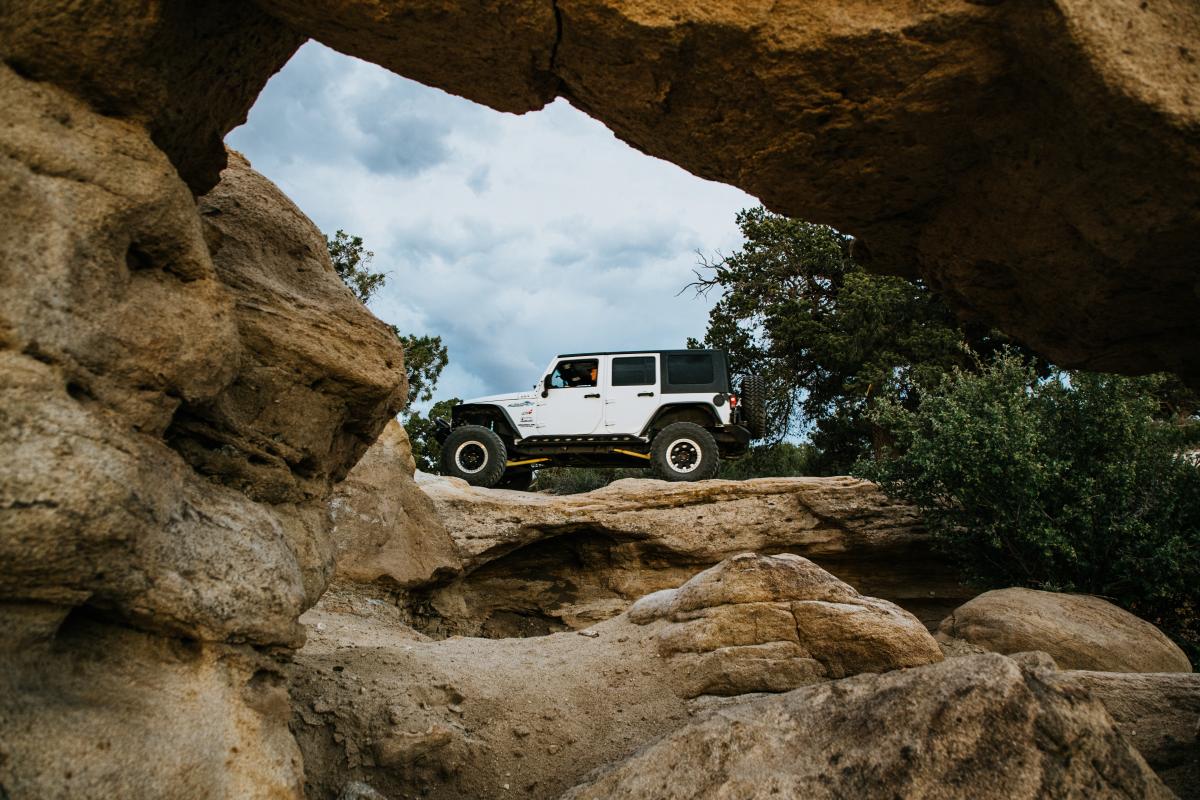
[667,437,702,473]
[454,440,489,474]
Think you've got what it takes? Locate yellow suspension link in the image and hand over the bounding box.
[505,457,552,467]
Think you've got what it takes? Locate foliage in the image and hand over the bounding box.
[393,330,449,406]
[689,206,1030,474]
[534,466,648,495]
[711,442,819,480]
[855,351,1200,661]
[327,229,387,305]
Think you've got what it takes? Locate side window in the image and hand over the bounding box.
[612,356,656,387]
[666,353,714,385]
[550,359,599,389]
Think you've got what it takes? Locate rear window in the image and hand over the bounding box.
[612,356,656,386]
[666,353,714,385]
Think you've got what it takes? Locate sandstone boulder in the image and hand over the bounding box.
[174,150,408,508]
[938,588,1193,673]
[406,475,968,636]
[1051,670,1200,799]
[329,421,461,588]
[645,553,942,697]
[0,64,238,438]
[560,653,1175,800]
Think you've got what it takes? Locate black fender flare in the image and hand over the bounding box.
[451,403,521,440]
[641,403,722,437]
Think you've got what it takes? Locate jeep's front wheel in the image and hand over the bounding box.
[651,422,720,482]
[440,425,507,487]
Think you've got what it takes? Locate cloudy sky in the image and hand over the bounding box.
[226,42,756,406]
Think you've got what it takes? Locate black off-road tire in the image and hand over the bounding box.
[650,422,720,482]
[497,466,535,491]
[440,425,507,487]
[740,374,767,439]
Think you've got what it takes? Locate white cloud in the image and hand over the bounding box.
[226,41,757,406]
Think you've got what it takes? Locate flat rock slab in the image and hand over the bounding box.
[411,474,969,636]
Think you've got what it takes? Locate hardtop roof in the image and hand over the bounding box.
[554,349,724,358]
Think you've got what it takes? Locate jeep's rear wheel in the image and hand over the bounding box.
[440,425,507,487]
[651,422,720,481]
[740,374,767,439]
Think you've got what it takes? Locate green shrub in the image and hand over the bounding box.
[534,466,647,495]
[855,351,1200,663]
[715,442,819,480]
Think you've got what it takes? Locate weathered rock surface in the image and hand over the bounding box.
[0,64,406,796]
[641,553,942,698]
[0,68,312,646]
[1051,670,1200,799]
[938,588,1193,673]
[329,421,461,588]
[174,150,408,508]
[405,474,968,636]
[561,653,1176,800]
[0,0,303,194]
[254,0,557,114]
[0,64,238,438]
[250,0,1200,381]
[290,554,947,799]
[288,603,684,800]
[0,606,303,800]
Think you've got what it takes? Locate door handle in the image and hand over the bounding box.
[585,393,600,398]
[638,392,654,397]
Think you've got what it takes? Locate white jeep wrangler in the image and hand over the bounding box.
[434,349,765,488]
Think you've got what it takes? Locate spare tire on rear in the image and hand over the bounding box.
[740,374,767,439]
[440,425,507,487]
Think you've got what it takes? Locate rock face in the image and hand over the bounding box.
[938,588,1193,673]
[561,653,1176,800]
[252,0,1200,381]
[0,69,305,646]
[0,58,406,796]
[0,606,304,799]
[637,553,943,698]
[405,474,969,636]
[289,554,945,800]
[329,421,461,587]
[0,0,303,193]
